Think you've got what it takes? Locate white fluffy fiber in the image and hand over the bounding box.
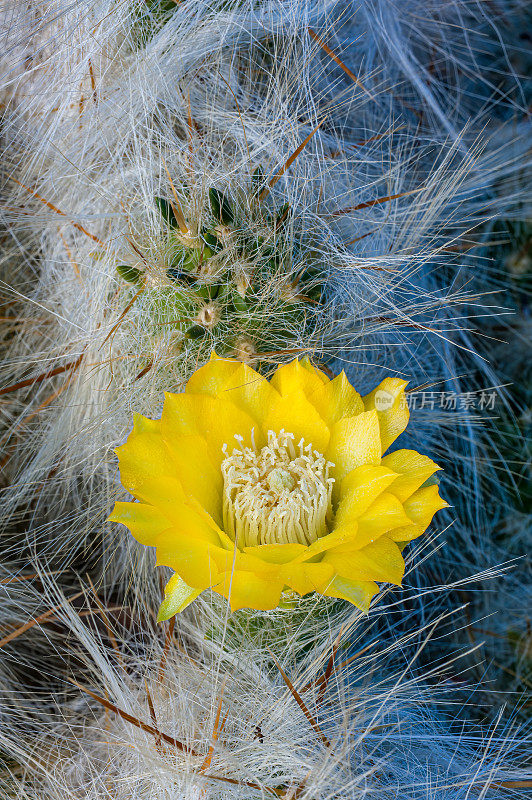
[1,570,529,799]
[0,0,531,797]
[0,0,528,561]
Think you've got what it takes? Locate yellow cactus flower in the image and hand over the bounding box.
[109,355,448,618]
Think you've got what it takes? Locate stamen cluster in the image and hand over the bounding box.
[221,430,334,547]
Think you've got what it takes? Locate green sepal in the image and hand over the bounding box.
[305,282,325,303]
[157,573,201,622]
[298,265,325,302]
[147,287,192,329]
[175,245,214,272]
[209,187,234,224]
[214,281,229,300]
[155,196,178,227]
[169,247,203,273]
[169,243,192,269]
[148,0,180,15]
[183,250,203,270]
[277,590,300,609]
[116,265,143,283]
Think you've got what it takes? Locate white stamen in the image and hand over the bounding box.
[221,430,335,547]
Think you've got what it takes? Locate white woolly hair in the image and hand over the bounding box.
[0,0,529,566]
[0,565,530,800]
[0,1,531,797]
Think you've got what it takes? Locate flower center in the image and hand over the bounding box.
[221,430,334,547]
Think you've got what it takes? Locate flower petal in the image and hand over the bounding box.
[160,432,222,525]
[157,573,201,621]
[299,356,330,384]
[324,536,405,585]
[214,570,284,611]
[299,523,359,560]
[161,392,260,468]
[115,422,187,516]
[388,484,449,542]
[322,576,379,612]
[270,359,328,404]
[108,501,173,546]
[115,421,222,534]
[382,449,441,502]
[185,351,240,394]
[155,534,223,589]
[310,371,364,426]
[243,543,308,564]
[326,410,381,491]
[347,493,412,549]
[282,562,335,596]
[363,378,409,452]
[262,389,330,453]
[186,353,278,422]
[335,464,398,526]
[308,491,410,558]
[272,362,364,428]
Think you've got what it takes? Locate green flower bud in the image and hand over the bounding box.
[196,283,221,300]
[166,267,195,286]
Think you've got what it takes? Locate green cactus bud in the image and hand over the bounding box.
[196,284,209,300]
[116,264,143,283]
[148,0,179,13]
[183,251,200,271]
[299,265,325,302]
[209,187,234,225]
[199,244,215,261]
[259,243,275,259]
[277,590,300,609]
[149,286,191,317]
[170,246,207,273]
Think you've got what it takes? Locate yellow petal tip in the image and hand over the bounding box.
[157,573,201,621]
